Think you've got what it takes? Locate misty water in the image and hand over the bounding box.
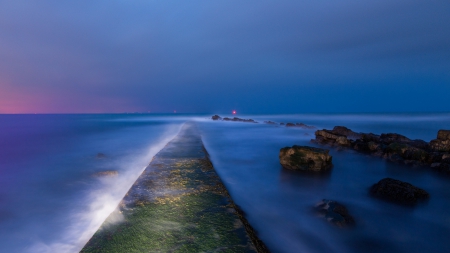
[1,113,450,252]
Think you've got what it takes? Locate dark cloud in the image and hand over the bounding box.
[0,0,449,113]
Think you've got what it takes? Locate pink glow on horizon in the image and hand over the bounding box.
[0,82,144,114]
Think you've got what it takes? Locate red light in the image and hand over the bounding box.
[232,110,236,114]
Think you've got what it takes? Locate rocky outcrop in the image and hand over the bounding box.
[313,127,450,172]
[211,115,221,120]
[430,130,450,152]
[370,178,429,205]
[315,199,355,227]
[223,117,257,123]
[279,145,332,171]
[286,122,315,129]
[264,121,277,125]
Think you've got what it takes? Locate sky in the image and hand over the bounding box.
[0,0,449,114]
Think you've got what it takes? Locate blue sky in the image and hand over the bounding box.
[0,0,449,113]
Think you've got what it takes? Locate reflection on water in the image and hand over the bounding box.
[198,113,450,253]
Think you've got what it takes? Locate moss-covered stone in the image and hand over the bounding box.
[279,145,332,171]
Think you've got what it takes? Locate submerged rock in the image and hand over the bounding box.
[264,120,277,125]
[93,170,119,177]
[370,178,429,205]
[279,145,332,171]
[96,153,106,159]
[315,199,355,227]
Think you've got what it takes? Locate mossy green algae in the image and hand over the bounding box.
[81,123,258,253]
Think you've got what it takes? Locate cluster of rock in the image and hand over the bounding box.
[313,126,450,172]
[279,145,332,171]
[211,115,257,123]
[211,115,316,129]
[285,122,316,129]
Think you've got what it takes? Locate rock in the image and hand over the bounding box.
[315,130,351,146]
[279,145,332,171]
[331,126,361,140]
[370,178,429,205]
[430,130,450,152]
[431,163,450,174]
[93,170,119,177]
[313,126,450,171]
[211,115,221,120]
[280,123,285,125]
[295,123,316,129]
[286,122,315,129]
[315,199,355,227]
[264,121,277,125]
[437,130,450,140]
[96,153,106,159]
[223,117,257,123]
[379,133,411,144]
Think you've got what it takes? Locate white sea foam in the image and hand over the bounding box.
[27,124,182,253]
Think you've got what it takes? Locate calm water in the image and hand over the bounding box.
[1,113,450,252]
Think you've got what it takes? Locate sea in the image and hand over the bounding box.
[0,113,450,253]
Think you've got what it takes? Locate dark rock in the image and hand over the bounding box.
[431,163,450,174]
[96,153,106,159]
[430,130,450,152]
[223,117,257,123]
[279,145,332,171]
[211,115,221,120]
[286,122,315,129]
[264,121,277,125]
[379,133,411,144]
[437,130,450,140]
[313,126,450,172]
[315,130,351,146]
[295,123,316,129]
[315,199,355,227]
[370,178,429,205]
[331,126,361,140]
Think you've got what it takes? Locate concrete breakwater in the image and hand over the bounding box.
[81,123,268,253]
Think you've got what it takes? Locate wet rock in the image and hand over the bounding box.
[370,178,429,205]
[315,199,355,227]
[315,130,351,146]
[222,117,257,123]
[331,126,361,140]
[211,115,221,120]
[286,122,315,129]
[279,145,332,171]
[430,130,450,152]
[96,153,106,159]
[93,170,119,177]
[431,163,450,174]
[264,121,277,125]
[313,126,450,171]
